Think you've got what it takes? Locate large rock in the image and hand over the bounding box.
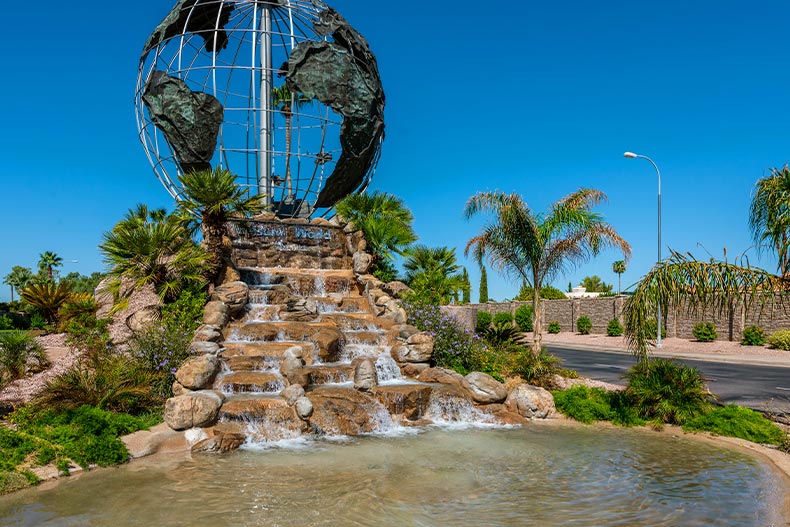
[371,384,432,420]
[464,372,508,404]
[164,391,223,430]
[295,396,314,419]
[190,341,220,355]
[353,358,378,391]
[191,432,245,454]
[383,281,410,299]
[94,277,114,319]
[193,324,222,342]
[306,387,388,435]
[203,301,229,327]
[281,384,305,405]
[505,384,556,419]
[212,281,248,315]
[352,252,372,274]
[175,354,219,390]
[312,327,344,362]
[393,333,433,363]
[126,306,160,332]
[416,368,472,392]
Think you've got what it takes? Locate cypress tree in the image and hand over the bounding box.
[462,268,471,304]
[479,265,489,303]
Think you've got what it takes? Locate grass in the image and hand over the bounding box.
[552,385,644,426]
[683,405,785,445]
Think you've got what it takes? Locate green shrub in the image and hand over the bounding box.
[576,316,592,335]
[161,287,208,333]
[475,311,492,334]
[0,331,49,384]
[682,405,785,445]
[65,315,112,357]
[514,305,533,332]
[692,322,717,342]
[0,470,37,494]
[740,326,766,346]
[509,349,570,388]
[767,329,790,351]
[517,285,567,300]
[644,319,667,339]
[492,312,513,326]
[127,323,194,399]
[553,386,644,426]
[0,316,13,331]
[607,318,623,337]
[547,321,561,334]
[625,358,712,425]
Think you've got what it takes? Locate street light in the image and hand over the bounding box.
[624,151,663,349]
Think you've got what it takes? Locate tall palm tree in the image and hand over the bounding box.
[464,189,631,355]
[612,260,626,294]
[335,191,417,272]
[38,251,63,281]
[177,167,266,282]
[3,266,33,302]
[403,245,467,305]
[625,167,790,358]
[272,85,313,197]
[749,165,790,275]
[100,209,209,303]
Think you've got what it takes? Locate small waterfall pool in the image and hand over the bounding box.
[0,426,784,526]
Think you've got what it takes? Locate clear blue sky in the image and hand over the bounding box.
[2,1,789,302]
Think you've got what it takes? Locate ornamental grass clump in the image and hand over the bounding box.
[0,331,48,387]
[552,386,643,426]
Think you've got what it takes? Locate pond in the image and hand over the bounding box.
[0,424,784,526]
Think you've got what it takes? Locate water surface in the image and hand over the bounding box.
[0,425,783,526]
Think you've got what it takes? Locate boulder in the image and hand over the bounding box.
[383,281,410,299]
[399,362,430,378]
[191,432,246,454]
[126,306,160,333]
[211,281,248,315]
[295,396,314,419]
[416,368,472,392]
[164,391,223,431]
[464,372,508,404]
[175,354,219,390]
[352,252,372,274]
[312,327,344,362]
[218,265,241,285]
[193,324,222,342]
[394,332,433,363]
[203,301,229,327]
[190,341,220,355]
[94,277,114,319]
[306,387,387,435]
[371,385,432,420]
[172,381,189,397]
[505,384,556,419]
[478,404,529,426]
[281,384,305,405]
[393,324,419,339]
[353,358,378,391]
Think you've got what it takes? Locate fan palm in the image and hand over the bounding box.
[3,266,33,302]
[177,167,266,282]
[272,84,313,197]
[38,251,63,281]
[403,245,467,305]
[612,260,626,294]
[464,189,631,355]
[100,210,209,303]
[335,191,417,270]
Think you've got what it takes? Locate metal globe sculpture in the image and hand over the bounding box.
[134,0,385,218]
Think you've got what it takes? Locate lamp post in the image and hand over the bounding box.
[624,151,662,349]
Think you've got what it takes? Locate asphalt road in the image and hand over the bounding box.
[546,346,790,414]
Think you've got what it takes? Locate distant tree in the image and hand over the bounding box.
[568,281,572,293]
[38,251,63,282]
[612,260,626,294]
[462,268,471,304]
[517,284,567,300]
[3,266,34,302]
[478,265,489,303]
[580,275,613,293]
[60,272,106,295]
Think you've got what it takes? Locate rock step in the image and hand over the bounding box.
[213,416,307,441]
[341,330,389,346]
[216,372,286,394]
[227,321,337,342]
[371,384,433,421]
[219,395,293,420]
[318,313,380,331]
[239,268,356,294]
[311,296,371,314]
[244,305,282,322]
[300,364,354,385]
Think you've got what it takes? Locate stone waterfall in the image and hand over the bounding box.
[163,215,556,452]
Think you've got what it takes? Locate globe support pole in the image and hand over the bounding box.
[258,3,274,205]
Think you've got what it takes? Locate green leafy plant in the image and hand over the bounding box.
[475,311,492,334]
[508,349,570,388]
[607,318,623,337]
[682,405,785,444]
[58,294,98,332]
[576,316,592,334]
[644,319,667,340]
[0,331,49,384]
[514,305,533,332]
[0,316,13,331]
[483,321,519,345]
[161,287,208,333]
[692,321,717,342]
[767,329,790,351]
[127,323,194,398]
[553,385,643,426]
[547,321,561,334]
[65,315,112,357]
[625,358,713,425]
[28,313,46,330]
[516,284,568,301]
[492,312,513,325]
[20,282,74,326]
[740,325,766,346]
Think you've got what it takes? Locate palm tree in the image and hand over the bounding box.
[177,167,266,282]
[612,260,626,294]
[3,266,33,302]
[464,189,631,355]
[272,84,313,197]
[624,167,790,358]
[403,245,467,305]
[100,209,209,303]
[335,191,417,272]
[38,251,63,281]
[580,275,612,293]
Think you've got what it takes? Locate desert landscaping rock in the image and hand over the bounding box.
[281,384,305,405]
[396,332,434,362]
[212,281,249,315]
[353,358,378,391]
[417,367,473,392]
[505,384,556,419]
[126,305,160,332]
[164,391,223,431]
[203,301,229,326]
[191,432,246,454]
[190,341,221,355]
[464,372,508,404]
[176,354,219,390]
[352,251,372,274]
[295,396,314,419]
[193,324,223,342]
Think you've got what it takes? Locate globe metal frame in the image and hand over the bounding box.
[134,0,381,218]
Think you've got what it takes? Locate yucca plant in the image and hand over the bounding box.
[483,321,520,345]
[0,331,49,385]
[20,281,74,326]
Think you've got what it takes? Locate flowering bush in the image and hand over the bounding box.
[127,323,194,398]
